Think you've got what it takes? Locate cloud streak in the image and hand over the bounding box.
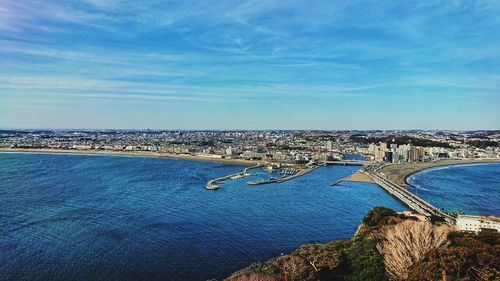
[1,0,499,129]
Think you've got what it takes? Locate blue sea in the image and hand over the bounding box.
[0,152,405,281]
[407,163,500,216]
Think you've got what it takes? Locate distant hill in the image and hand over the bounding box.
[349,134,453,148]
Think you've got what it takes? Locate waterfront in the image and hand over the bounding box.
[0,153,404,281]
[407,163,500,216]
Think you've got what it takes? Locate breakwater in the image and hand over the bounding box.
[206,164,262,190]
[246,165,321,185]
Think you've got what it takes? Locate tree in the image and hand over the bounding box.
[293,240,351,272]
[362,207,399,228]
[282,256,317,281]
[345,239,388,281]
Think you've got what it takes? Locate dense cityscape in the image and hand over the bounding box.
[2,129,499,163]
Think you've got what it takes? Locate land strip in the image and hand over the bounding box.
[0,148,257,166]
[343,171,375,183]
[379,159,500,186]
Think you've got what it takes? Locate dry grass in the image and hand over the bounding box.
[376,221,453,280]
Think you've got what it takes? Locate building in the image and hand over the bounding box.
[368,143,376,155]
[326,140,334,150]
[408,146,424,162]
[241,151,266,160]
[400,210,429,221]
[456,215,500,233]
[394,146,409,163]
[384,151,393,163]
[380,142,388,151]
[374,147,385,162]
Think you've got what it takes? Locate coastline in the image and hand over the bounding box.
[378,159,500,186]
[403,161,500,186]
[0,148,257,166]
[342,170,375,183]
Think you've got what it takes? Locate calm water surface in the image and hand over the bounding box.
[0,153,404,281]
[407,163,500,216]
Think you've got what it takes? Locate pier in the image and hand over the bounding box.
[206,164,262,190]
[246,165,321,185]
[330,179,344,186]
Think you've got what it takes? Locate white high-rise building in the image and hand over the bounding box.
[368,143,376,155]
[326,140,334,150]
[456,215,500,233]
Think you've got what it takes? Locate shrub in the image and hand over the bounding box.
[293,240,351,272]
[362,207,399,228]
[229,272,281,281]
[407,232,500,281]
[281,256,318,281]
[376,220,452,280]
[344,239,388,281]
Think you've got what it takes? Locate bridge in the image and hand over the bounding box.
[364,170,455,222]
[324,160,368,166]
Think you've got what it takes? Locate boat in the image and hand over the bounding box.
[230,174,244,179]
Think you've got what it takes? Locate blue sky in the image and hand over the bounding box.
[0,0,499,129]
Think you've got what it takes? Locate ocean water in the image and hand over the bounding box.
[0,153,404,281]
[407,163,500,216]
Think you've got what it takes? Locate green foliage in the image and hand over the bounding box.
[344,239,388,281]
[292,238,388,281]
[362,207,399,227]
[248,260,282,276]
[293,240,351,271]
[466,140,499,148]
[349,134,452,148]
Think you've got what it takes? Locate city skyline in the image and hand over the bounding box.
[1,1,500,130]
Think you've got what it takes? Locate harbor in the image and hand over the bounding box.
[207,157,478,224]
[247,165,322,185]
[206,164,262,190]
[206,163,323,188]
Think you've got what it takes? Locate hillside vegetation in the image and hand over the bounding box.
[224,207,499,281]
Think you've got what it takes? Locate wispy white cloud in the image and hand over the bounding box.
[1,0,499,129]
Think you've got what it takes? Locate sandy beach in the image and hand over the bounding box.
[379,159,500,186]
[0,148,258,166]
[342,171,375,183]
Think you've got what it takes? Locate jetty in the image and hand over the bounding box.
[331,170,374,186]
[206,164,262,190]
[331,179,344,186]
[246,165,321,185]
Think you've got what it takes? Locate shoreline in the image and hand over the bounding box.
[403,160,500,186]
[0,148,257,166]
[343,170,375,183]
[378,159,500,186]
